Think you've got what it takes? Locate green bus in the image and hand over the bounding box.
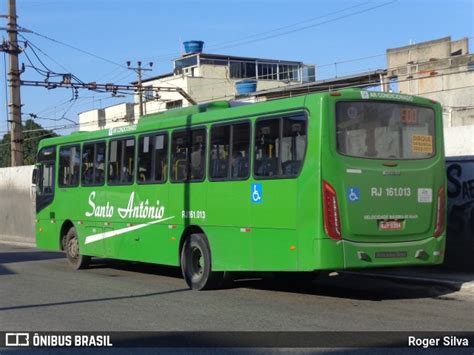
[34,88,446,290]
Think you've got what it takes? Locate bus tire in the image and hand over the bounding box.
[65,227,90,270]
[180,233,224,290]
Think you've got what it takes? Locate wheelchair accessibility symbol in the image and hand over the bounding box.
[347,187,360,203]
[251,183,263,204]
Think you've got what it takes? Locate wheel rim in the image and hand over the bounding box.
[190,246,204,280]
[67,236,79,261]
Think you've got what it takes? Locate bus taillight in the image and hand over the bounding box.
[433,186,445,237]
[323,181,342,240]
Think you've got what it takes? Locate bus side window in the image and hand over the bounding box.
[254,119,279,177]
[82,144,94,185]
[108,140,121,184]
[171,128,206,182]
[210,125,230,179]
[171,132,188,182]
[153,134,168,182]
[82,142,105,186]
[281,115,307,176]
[254,114,307,178]
[59,145,80,187]
[38,162,54,195]
[138,136,152,183]
[210,122,250,181]
[138,133,168,184]
[230,122,250,179]
[95,142,106,184]
[108,137,135,185]
[190,129,206,180]
[124,139,135,183]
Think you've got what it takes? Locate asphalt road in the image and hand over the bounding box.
[1,243,473,332]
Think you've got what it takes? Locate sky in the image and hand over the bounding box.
[0,0,473,136]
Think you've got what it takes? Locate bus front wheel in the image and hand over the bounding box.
[65,227,90,270]
[180,233,224,290]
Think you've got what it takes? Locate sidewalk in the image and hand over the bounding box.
[342,266,474,295]
[0,235,35,248]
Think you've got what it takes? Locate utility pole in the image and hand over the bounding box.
[6,0,23,166]
[127,61,152,117]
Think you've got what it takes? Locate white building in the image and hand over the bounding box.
[79,49,315,132]
[385,37,474,156]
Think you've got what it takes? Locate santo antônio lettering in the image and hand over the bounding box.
[85,191,165,220]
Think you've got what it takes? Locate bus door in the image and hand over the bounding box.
[323,100,444,244]
[250,114,307,271]
[34,146,56,249]
[34,146,56,218]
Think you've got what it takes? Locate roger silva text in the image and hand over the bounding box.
[408,335,469,348]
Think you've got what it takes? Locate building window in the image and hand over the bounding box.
[278,64,300,81]
[200,58,228,66]
[58,145,80,187]
[258,63,278,80]
[174,55,198,74]
[230,61,256,79]
[166,100,183,110]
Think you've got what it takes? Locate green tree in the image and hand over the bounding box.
[0,119,58,167]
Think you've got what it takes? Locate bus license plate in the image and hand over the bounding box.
[379,220,402,231]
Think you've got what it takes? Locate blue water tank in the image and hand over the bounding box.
[183,40,204,54]
[235,80,257,95]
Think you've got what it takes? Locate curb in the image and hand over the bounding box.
[340,270,474,294]
[0,239,36,248]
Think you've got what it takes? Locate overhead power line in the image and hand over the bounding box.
[209,1,398,52]
[139,0,374,63]
[4,67,468,137]
[20,80,197,105]
[17,25,127,69]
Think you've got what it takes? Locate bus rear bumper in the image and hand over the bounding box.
[341,236,446,269]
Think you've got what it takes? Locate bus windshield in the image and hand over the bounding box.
[336,101,435,160]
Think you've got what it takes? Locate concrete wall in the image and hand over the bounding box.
[0,165,35,245]
[79,103,136,132]
[385,36,474,129]
[387,37,453,70]
[78,109,105,132]
[444,126,474,156]
[446,156,474,269]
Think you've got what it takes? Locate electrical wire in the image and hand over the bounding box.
[8,59,467,135]
[12,69,469,136]
[19,34,70,73]
[209,1,398,53]
[138,0,374,63]
[17,26,127,69]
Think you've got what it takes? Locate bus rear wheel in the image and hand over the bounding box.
[180,233,225,290]
[65,227,90,270]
